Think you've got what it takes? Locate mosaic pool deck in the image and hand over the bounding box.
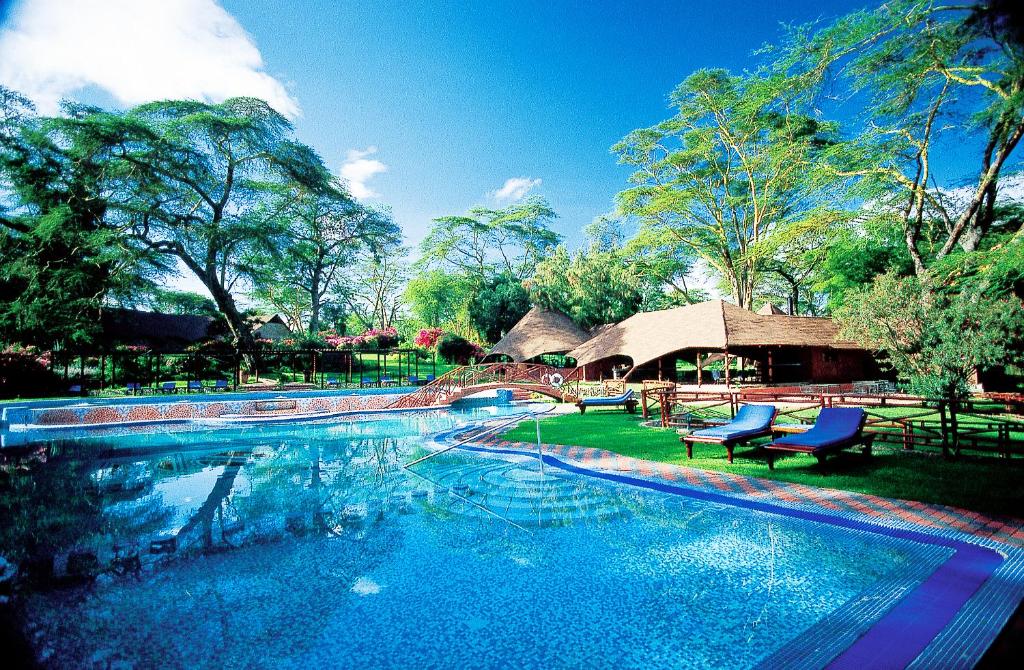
[438,417,1024,669]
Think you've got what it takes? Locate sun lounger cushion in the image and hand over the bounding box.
[772,407,865,449]
[689,404,776,442]
[580,389,634,406]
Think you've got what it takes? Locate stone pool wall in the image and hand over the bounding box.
[14,392,404,428]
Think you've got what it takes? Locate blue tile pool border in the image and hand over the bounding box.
[446,435,1018,670]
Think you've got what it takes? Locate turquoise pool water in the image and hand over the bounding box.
[0,405,968,668]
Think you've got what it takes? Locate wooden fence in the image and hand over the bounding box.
[644,388,1024,459]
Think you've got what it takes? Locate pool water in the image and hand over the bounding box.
[1,406,957,668]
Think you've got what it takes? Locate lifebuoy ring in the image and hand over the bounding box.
[549,373,564,388]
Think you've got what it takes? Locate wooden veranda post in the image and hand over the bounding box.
[696,353,702,388]
[724,353,731,386]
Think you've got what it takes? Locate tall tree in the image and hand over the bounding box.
[614,70,838,309]
[528,245,661,330]
[404,269,475,331]
[0,89,161,347]
[340,246,408,331]
[251,182,399,334]
[71,97,333,349]
[419,196,561,282]
[778,0,1024,277]
[469,273,531,343]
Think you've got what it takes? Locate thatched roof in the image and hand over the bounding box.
[569,299,863,368]
[487,307,593,362]
[757,303,786,315]
[101,308,216,350]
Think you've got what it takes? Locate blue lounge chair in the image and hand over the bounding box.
[160,381,177,394]
[682,404,777,463]
[187,381,203,393]
[576,389,638,414]
[325,376,339,388]
[214,379,229,391]
[360,377,374,387]
[426,374,436,383]
[125,382,142,395]
[69,384,83,396]
[764,407,873,470]
[408,375,418,386]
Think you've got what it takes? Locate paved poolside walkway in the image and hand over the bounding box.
[460,425,1024,549]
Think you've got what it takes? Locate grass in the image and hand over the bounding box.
[502,406,1024,517]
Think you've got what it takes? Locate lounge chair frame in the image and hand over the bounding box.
[681,404,778,463]
[764,410,875,469]
[575,389,639,414]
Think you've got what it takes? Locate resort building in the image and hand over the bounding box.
[484,307,592,364]
[252,314,292,341]
[488,299,875,384]
[100,308,218,351]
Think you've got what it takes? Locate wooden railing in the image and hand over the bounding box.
[387,363,583,409]
[650,389,1024,458]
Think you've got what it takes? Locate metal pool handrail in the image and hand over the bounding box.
[403,404,556,469]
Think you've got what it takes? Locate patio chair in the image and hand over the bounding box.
[763,407,874,470]
[68,384,83,396]
[125,382,142,395]
[425,374,436,383]
[160,381,177,394]
[360,377,374,387]
[681,404,777,463]
[187,381,203,393]
[325,376,339,388]
[576,389,638,414]
[408,375,418,386]
[214,379,229,391]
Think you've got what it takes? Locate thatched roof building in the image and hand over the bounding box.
[485,307,592,363]
[253,314,291,340]
[101,308,217,350]
[568,299,871,384]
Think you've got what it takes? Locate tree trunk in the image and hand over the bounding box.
[208,280,256,351]
[309,268,322,336]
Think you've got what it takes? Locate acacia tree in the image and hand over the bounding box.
[419,196,561,282]
[404,269,475,332]
[837,271,1024,454]
[614,70,839,309]
[340,246,408,331]
[251,182,399,334]
[778,0,1024,277]
[70,97,332,350]
[0,89,162,347]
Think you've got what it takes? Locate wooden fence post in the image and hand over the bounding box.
[938,401,949,459]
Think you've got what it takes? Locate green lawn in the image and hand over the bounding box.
[502,406,1024,517]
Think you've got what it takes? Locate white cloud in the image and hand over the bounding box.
[0,0,299,117]
[340,146,388,200]
[490,176,542,202]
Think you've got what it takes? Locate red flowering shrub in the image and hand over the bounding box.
[414,328,445,350]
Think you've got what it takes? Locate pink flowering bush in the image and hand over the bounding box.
[321,327,401,350]
[414,328,445,350]
[0,344,60,398]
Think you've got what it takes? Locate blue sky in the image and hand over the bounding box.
[226,0,874,246]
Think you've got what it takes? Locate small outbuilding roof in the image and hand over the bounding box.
[568,299,863,369]
[487,307,593,362]
[757,303,786,315]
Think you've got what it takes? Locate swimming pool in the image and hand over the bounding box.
[0,404,1018,668]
